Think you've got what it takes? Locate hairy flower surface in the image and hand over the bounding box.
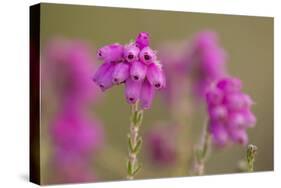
[93,32,166,109]
[206,77,256,147]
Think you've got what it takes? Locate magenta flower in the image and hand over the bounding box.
[112,62,130,84]
[44,39,105,182]
[206,77,256,147]
[130,61,147,82]
[93,32,166,109]
[145,123,178,166]
[97,43,123,63]
[50,104,104,183]
[50,107,104,155]
[139,47,157,65]
[188,31,227,98]
[135,32,150,49]
[43,39,100,105]
[124,43,140,63]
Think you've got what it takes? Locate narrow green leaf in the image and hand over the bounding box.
[136,111,143,126]
[128,136,134,152]
[133,138,142,154]
[127,160,133,175]
[132,164,142,176]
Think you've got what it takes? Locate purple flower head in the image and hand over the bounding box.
[206,77,256,147]
[130,61,147,82]
[188,31,227,98]
[112,62,130,84]
[93,32,166,109]
[139,47,157,65]
[97,43,123,63]
[124,43,140,62]
[43,39,99,105]
[135,32,150,49]
[50,107,104,155]
[145,123,178,166]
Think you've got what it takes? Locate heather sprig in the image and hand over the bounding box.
[92,32,166,179]
[206,77,256,147]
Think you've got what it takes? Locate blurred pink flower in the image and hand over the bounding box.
[44,39,100,106]
[188,31,227,99]
[145,123,179,166]
[206,77,256,147]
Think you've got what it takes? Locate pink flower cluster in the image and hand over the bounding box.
[206,77,256,147]
[44,39,104,183]
[146,123,178,166]
[93,32,166,109]
[188,31,227,99]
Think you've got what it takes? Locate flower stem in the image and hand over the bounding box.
[246,144,258,172]
[127,102,143,180]
[192,120,211,176]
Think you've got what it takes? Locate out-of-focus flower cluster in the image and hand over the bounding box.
[157,30,256,150]
[93,32,166,109]
[206,77,256,147]
[145,123,178,166]
[43,39,104,183]
[187,31,227,99]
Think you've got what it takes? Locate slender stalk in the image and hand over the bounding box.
[192,120,211,175]
[246,144,258,172]
[127,102,143,180]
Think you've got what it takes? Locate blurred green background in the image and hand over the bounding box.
[39,3,273,184]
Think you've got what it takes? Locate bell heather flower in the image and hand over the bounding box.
[43,39,100,105]
[125,77,142,104]
[50,103,104,183]
[130,61,147,82]
[135,32,150,49]
[112,62,130,84]
[140,79,155,109]
[93,32,166,179]
[145,123,178,166]
[97,43,123,63]
[139,47,157,65]
[147,63,166,89]
[206,77,256,147]
[93,32,166,110]
[124,43,140,62]
[188,31,227,98]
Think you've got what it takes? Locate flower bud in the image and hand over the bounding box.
[135,32,150,49]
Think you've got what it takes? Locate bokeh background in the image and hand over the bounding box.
[37,3,273,184]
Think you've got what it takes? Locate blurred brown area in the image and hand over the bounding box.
[39,3,273,183]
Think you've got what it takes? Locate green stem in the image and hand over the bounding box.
[192,120,211,176]
[247,144,258,172]
[127,102,143,180]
